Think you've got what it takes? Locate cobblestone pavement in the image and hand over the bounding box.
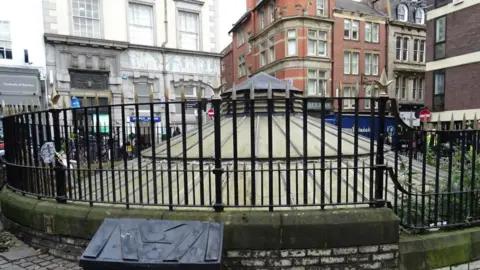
[0,254,82,270]
[0,230,81,270]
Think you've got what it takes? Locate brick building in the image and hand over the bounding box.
[332,0,387,111]
[226,0,335,95]
[425,0,480,124]
[221,43,234,90]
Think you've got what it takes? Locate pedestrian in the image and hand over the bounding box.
[173,127,181,137]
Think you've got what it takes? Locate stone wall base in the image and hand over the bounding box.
[224,245,399,269]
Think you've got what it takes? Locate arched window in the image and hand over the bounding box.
[397,4,408,22]
[415,9,425,24]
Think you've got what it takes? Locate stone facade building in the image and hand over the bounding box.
[42,0,222,134]
[424,0,480,125]
[373,0,426,123]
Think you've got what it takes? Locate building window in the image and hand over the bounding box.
[268,37,275,63]
[317,0,325,16]
[344,19,359,40]
[419,78,424,100]
[238,55,246,77]
[401,77,406,99]
[287,29,297,56]
[268,3,274,23]
[352,20,359,40]
[372,23,379,43]
[307,30,327,57]
[343,86,356,108]
[259,11,265,30]
[413,39,425,62]
[128,3,154,46]
[237,27,244,47]
[435,0,450,8]
[344,52,359,75]
[365,23,371,42]
[396,37,409,61]
[397,4,408,22]
[344,20,350,39]
[420,40,425,62]
[344,52,351,74]
[72,0,101,38]
[247,31,252,53]
[415,9,425,24]
[307,70,327,96]
[0,21,12,60]
[178,11,200,50]
[412,78,417,100]
[365,53,379,76]
[260,42,266,67]
[365,22,379,43]
[402,38,408,61]
[433,70,445,110]
[435,17,446,60]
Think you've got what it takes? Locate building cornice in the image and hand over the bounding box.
[388,20,426,30]
[44,33,222,58]
[251,15,334,41]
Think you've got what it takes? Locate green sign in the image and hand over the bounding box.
[92,114,110,133]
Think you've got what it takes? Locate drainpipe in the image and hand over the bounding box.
[385,19,389,100]
[330,15,335,101]
[161,0,169,136]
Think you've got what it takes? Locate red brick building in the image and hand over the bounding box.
[220,43,234,90]
[332,0,387,111]
[222,0,388,111]
[226,0,335,95]
[425,0,480,125]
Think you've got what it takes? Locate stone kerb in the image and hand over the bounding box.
[0,188,400,269]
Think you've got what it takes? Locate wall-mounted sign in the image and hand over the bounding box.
[71,97,81,108]
[129,116,161,123]
[0,74,39,93]
[122,74,128,79]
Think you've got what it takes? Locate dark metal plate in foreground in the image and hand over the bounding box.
[79,219,223,270]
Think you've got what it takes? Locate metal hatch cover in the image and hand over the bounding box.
[79,219,223,270]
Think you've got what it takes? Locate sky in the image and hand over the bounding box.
[218,0,247,51]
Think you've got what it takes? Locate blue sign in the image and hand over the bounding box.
[122,74,128,79]
[325,114,396,142]
[130,116,161,122]
[71,97,80,108]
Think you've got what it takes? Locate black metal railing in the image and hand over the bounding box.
[2,90,480,231]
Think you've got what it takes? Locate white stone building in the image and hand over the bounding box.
[0,0,47,108]
[42,0,222,139]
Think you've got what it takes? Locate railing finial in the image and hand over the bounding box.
[94,92,99,106]
[49,86,60,109]
[355,81,360,97]
[62,96,67,109]
[83,93,87,107]
[250,84,255,100]
[450,113,455,130]
[181,85,186,102]
[149,85,154,103]
[285,82,290,98]
[437,114,441,130]
[121,88,125,104]
[232,83,237,100]
[107,90,112,105]
[474,113,478,129]
[164,87,169,100]
[267,83,273,99]
[374,69,393,96]
[133,84,138,104]
[462,113,466,130]
[2,100,6,116]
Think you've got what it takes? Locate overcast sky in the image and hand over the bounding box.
[218,0,247,51]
